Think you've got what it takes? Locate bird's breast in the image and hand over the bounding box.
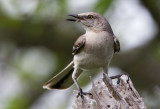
[74,31,114,70]
[85,31,113,54]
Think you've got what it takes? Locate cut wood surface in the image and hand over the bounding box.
[72,74,147,109]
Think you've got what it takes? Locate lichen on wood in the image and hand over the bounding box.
[72,74,147,109]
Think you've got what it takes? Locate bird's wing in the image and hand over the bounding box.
[72,35,86,55]
[113,36,120,53]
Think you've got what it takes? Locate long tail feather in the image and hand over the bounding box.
[43,61,82,90]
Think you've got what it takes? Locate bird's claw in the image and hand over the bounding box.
[77,88,92,98]
[110,73,130,84]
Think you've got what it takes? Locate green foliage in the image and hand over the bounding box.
[94,0,113,14]
[57,0,67,15]
[6,95,29,109]
[152,43,160,62]
[35,0,67,19]
[0,17,20,28]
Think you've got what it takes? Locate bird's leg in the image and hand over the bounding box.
[103,65,113,85]
[72,67,92,98]
[103,65,108,74]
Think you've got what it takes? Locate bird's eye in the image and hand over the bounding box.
[87,15,93,19]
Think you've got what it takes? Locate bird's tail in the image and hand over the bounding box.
[43,61,82,90]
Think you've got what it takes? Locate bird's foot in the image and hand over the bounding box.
[110,73,129,84]
[77,88,92,98]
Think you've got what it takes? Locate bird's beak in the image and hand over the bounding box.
[67,14,79,22]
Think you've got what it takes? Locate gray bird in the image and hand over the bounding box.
[43,12,120,96]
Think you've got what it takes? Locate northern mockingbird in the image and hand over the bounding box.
[43,12,120,96]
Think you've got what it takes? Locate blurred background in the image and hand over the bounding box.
[0,0,159,109]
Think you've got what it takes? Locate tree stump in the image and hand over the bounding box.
[72,74,147,109]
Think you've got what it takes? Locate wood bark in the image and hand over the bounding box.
[72,74,147,109]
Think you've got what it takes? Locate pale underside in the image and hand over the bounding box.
[73,30,114,70]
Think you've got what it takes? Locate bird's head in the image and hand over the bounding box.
[67,12,111,32]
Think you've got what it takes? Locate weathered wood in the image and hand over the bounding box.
[72,74,147,109]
